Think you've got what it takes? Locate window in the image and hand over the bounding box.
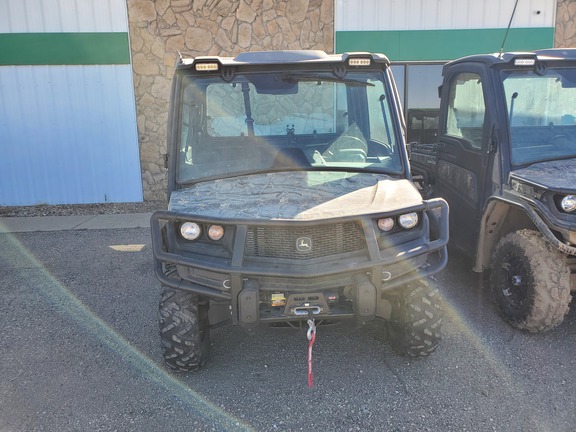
[176,71,404,183]
[367,78,393,145]
[205,80,341,137]
[501,67,576,165]
[445,73,486,149]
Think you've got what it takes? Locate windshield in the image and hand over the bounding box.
[501,67,576,166]
[175,70,403,184]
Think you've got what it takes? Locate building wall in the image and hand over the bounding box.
[0,0,143,206]
[126,0,334,201]
[2,1,575,204]
[3,1,575,204]
[126,0,576,200]
[335,0,556,60]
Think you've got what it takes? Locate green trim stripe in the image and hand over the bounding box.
[0,33,130,65]
[336,28,554,61]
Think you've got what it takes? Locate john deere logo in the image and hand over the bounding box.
[296,237,312,252]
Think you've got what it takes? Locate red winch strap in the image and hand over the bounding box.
[307,318,316,388]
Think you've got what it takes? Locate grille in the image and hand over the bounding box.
[245,222,366,260]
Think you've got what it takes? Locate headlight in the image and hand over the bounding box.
[561,195,576,212]
[208,225,225,241]
[180,222,201,240]
[398,212,419,229]
[377,218,395,232]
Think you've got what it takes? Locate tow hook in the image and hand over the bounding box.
[284,293,329,316]
[293,304,322,315]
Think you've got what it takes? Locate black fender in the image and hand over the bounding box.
[475,196,576,272]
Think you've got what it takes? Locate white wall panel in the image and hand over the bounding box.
[0,0,128,33]
[336,0,556,31]
[0,65,142,205]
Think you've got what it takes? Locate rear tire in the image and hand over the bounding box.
[490,229,571,332]
[159,288,210,372]
[385,280,442,357]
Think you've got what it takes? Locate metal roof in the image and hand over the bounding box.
[444,48,576,70]
[177,51,390,69]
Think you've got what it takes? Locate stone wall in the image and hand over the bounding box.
[555,0,576,47]
[126,0,335,200]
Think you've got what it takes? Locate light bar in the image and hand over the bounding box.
[195,62,219,71]
[348,58,371,67]
[514,58,536,66]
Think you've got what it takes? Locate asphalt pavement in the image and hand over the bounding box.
[1,215,576,431]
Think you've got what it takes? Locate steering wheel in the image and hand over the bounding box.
[324,135,368,162]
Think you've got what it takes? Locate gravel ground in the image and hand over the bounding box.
[0,201,167,217]
[3,229,576,431]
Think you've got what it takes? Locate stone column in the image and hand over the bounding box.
[555,0,576,47]
[126,0,335,200]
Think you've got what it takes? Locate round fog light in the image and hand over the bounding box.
[378,218,395,232]
[561,195,576,212]
[208,225,224,241]
[399,212,419,229]
[180,222,201,240]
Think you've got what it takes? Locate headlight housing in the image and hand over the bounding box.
[180,222,201,240]
[377,218,395,232]
[398,212,419,229]
[561,195,576,212]
[208,225,225,241]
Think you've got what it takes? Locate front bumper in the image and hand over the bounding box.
[151,198,449,323]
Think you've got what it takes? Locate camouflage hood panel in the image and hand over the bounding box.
[511,158,576,191]
[169,171,422,221]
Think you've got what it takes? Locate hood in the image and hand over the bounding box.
[169,171,422,221]
[511,158,576,192]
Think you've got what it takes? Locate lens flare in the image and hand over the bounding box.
[0,229,254,432]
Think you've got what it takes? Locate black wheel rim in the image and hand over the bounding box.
[498,253,530,313]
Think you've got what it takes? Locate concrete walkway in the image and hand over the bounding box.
[0,213,153,233]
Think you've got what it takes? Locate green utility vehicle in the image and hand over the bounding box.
[150,50,449,371]
[412,49,576,332]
